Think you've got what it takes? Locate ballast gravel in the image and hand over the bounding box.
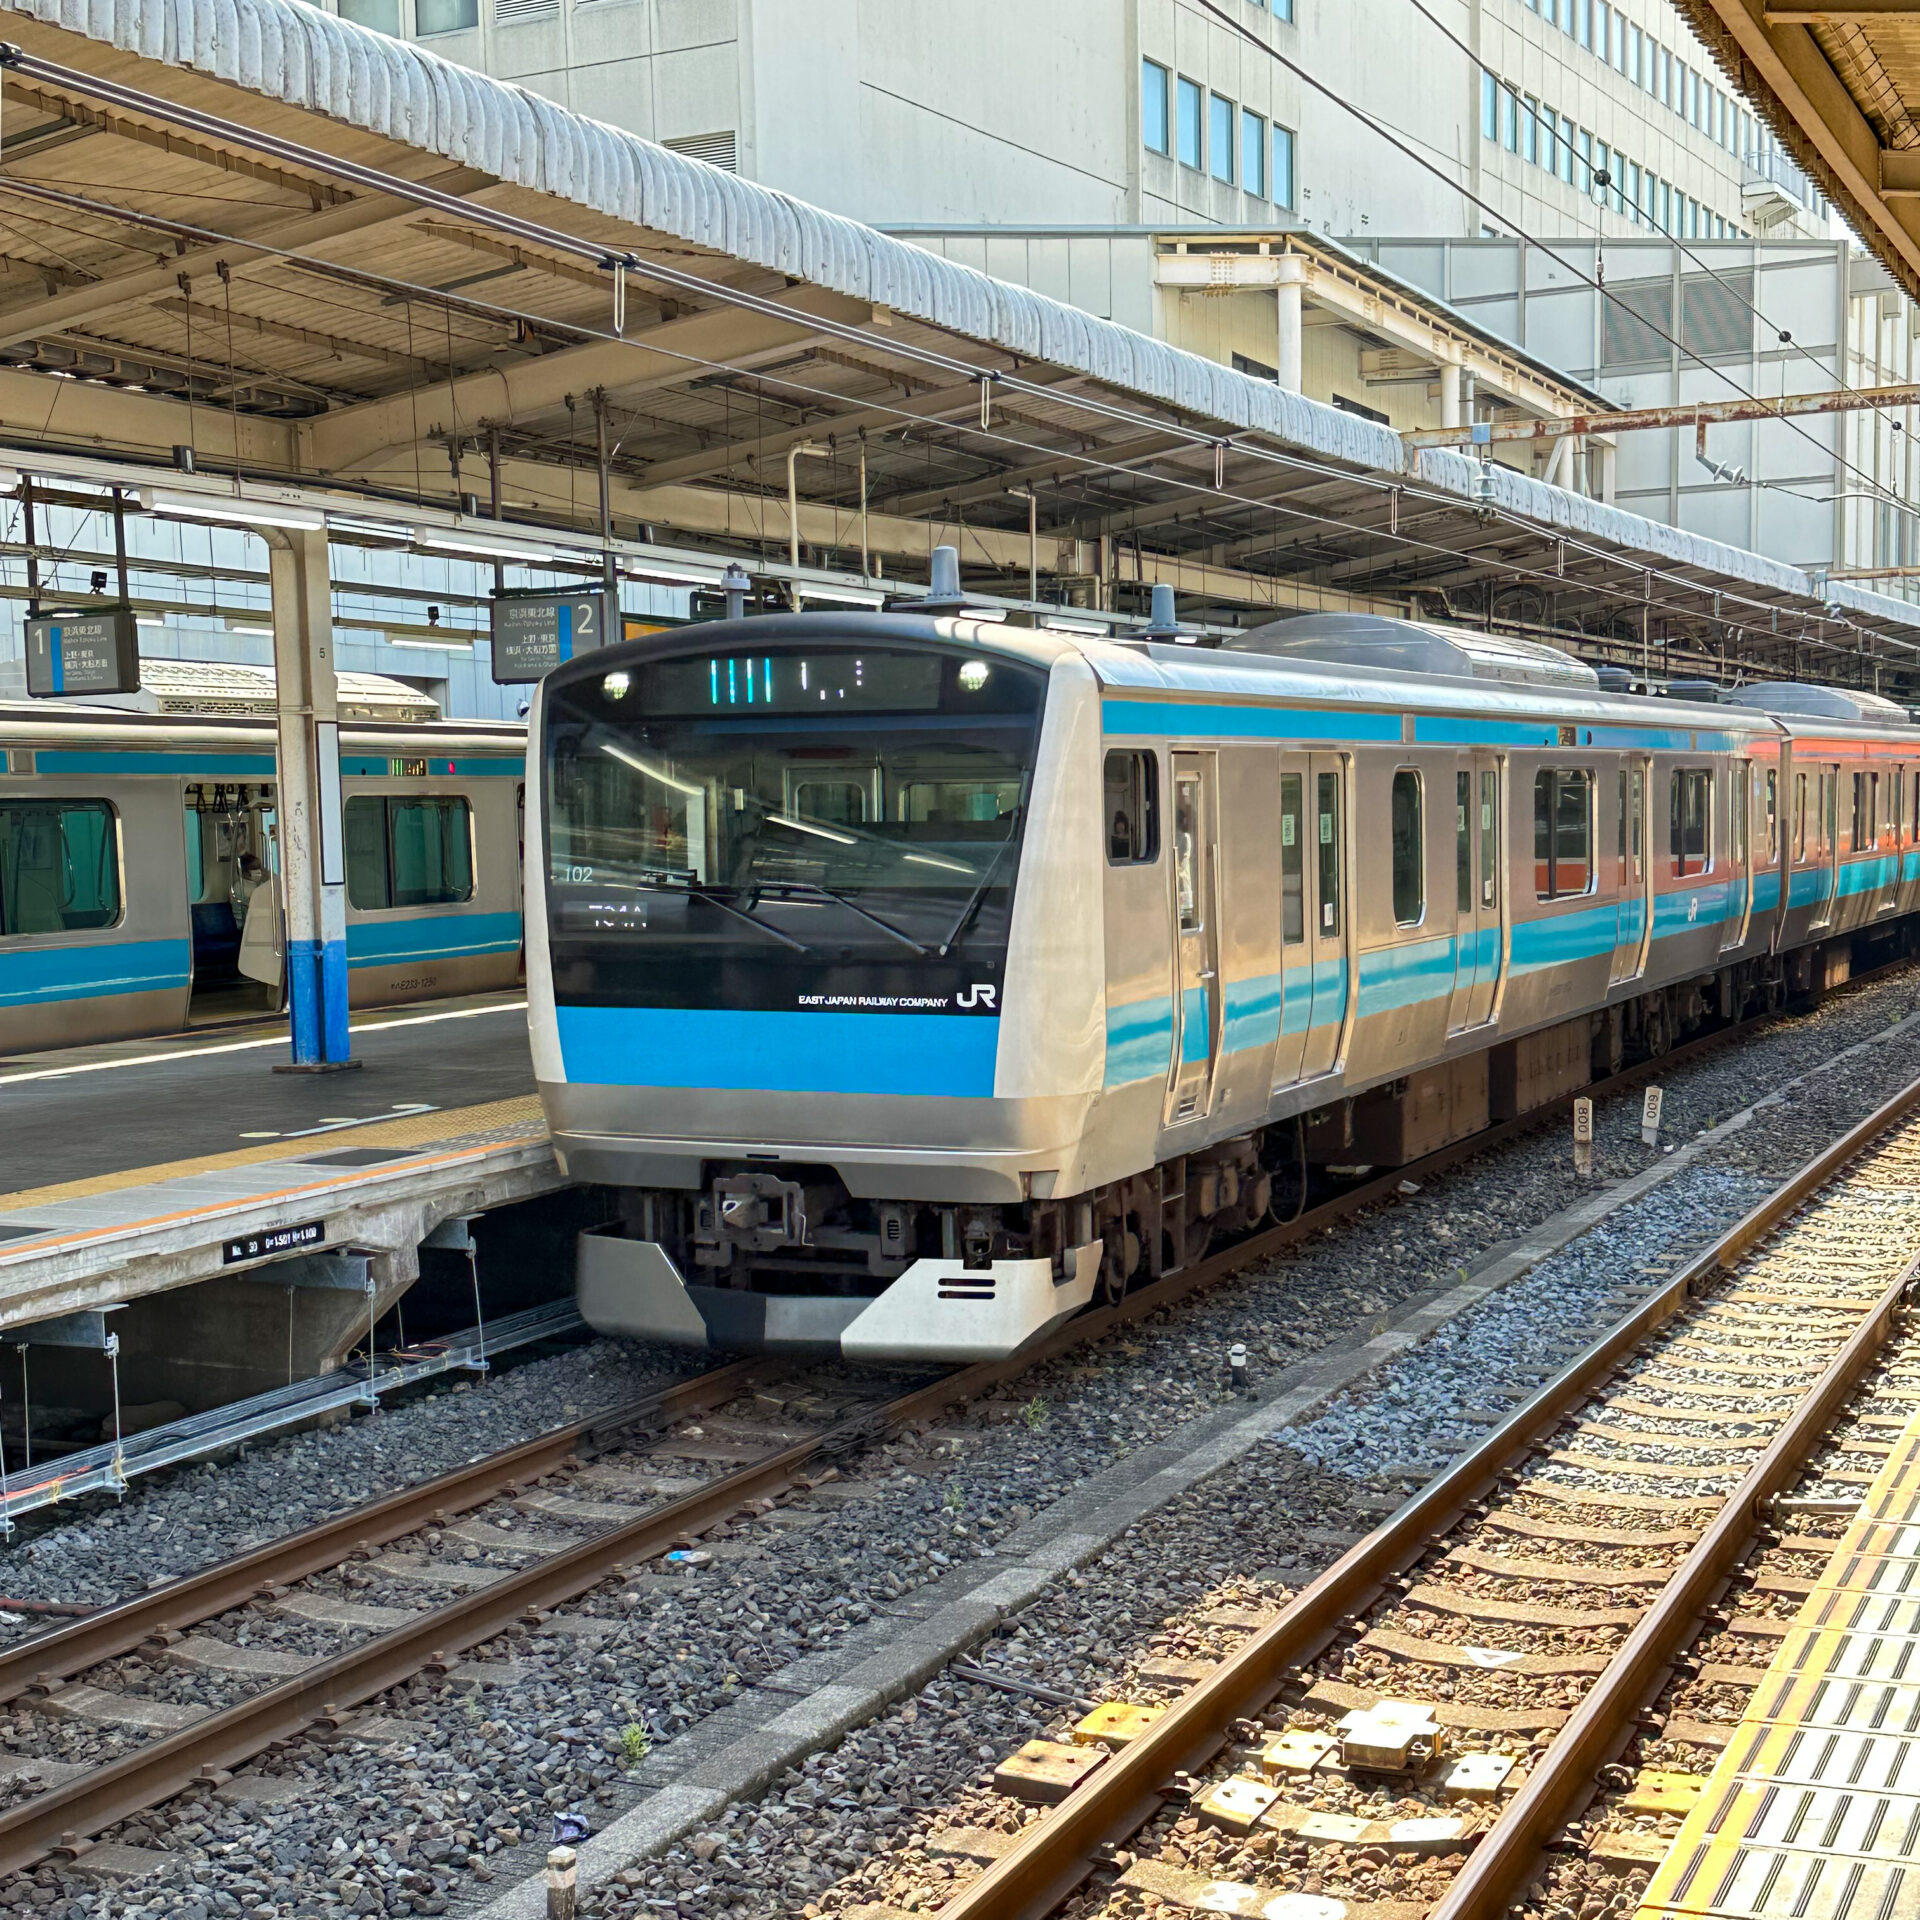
[10,966,1920,1919]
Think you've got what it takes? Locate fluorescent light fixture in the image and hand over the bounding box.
[414,533,558,565]
[135,615,168,628]
[1044,616,1110,635]
[768,813,858,846]
[599,740,703,797]
[328,516,415,542]
[622,560,725,587]
[145,493,326,532]
[227,624,275,638]
[802,587,886,609]
[903,851,975,875]
[388,635,476,651]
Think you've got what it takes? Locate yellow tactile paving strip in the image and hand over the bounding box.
[1635,1411,1920,1920]
[0,1095,548,1214]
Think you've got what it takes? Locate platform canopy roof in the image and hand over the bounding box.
[1672,0,1920,311]
[0,0,1915,693]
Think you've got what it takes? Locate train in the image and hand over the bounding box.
[0,703,526,1053]
[534,607,1920,1364]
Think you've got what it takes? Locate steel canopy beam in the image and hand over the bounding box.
[1406,380,1920,447]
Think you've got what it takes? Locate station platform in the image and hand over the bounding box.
[1635,1398,1920,1920]
[0,995,564,1337]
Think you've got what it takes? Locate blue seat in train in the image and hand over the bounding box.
[189,901,241,986]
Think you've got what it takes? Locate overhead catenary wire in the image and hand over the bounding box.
[1184,0,1918,528]
[0,159,1890,665]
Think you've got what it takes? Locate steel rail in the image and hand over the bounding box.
[0,968,1900,1874]
[0,1358,761,1709]
[1428,1261,1918,1920]
[931,1063,1920,1920]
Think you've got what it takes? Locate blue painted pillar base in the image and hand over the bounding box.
[275,940,361,1074]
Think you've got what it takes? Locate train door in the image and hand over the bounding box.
[1880,766,1901,915]
[1165,753,1221,1126]
[1272,762,1311,1087]
[1811,765,1839,930]
[1301,755,1348,1078]
[1721,759,1753,951]
[1447,754,1501,1031]
[1609,758,1651,985]
[182,782,283,1022]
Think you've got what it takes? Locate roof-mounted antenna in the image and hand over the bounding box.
[890,543,969,615]
[1141,581,1208,646]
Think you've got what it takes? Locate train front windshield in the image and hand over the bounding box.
[542,641,1046,1012]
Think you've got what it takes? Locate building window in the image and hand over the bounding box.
[415,0,477,30]
[1242,107,1266,195]
[1581,128,1596,189]
[1629,24,1642,83]
[1142,59,1171,155]
[1500,88,1516,152]
[339,0,401,31]
[1391,771,1424,925]
[1273,123,1296,206]
[1209,94,1235,182]
[1522,95,1539,165]
[1670,770,1712,877]
[1482,70,1498,141]
[1534,770,1594,900]
[1104,752,1159,864]
[345,796,474,910]
[1177,76,1204,169]
[1538,105,1556,168]
[0,800,121,935]
[1576,0,1591,46]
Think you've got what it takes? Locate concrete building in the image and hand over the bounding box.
[316,0,1834,247]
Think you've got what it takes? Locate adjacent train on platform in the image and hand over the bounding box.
[533,609,1920,1364]
[0,705,526,1053]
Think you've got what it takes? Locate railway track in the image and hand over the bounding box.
[912,1074,1920,1920]
[0,987,1912,1888]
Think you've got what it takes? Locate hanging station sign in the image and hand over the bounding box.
[489,589,611,685]
[23,605,141,697]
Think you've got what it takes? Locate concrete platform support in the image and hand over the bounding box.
[1274,255,1305,394]
[16,1244,423,1412]
[268,524,352,1068]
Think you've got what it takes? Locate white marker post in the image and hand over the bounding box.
[1573,1096,1594,1176]
[1641,1085,1665,1148]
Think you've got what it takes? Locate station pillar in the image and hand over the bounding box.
[1274,254,1306,394]
[267,524,355,1071]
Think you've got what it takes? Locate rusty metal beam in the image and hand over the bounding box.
[1406,381,1920,448]
[1763,0,1920,17]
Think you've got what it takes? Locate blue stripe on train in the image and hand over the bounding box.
[347,911,522,969]
[556,1004,1000,1097]
[0,936,190,1008]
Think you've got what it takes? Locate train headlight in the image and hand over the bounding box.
[602,671,631,700]
[958,659,990,691]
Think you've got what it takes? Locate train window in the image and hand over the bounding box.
[1455,772,1472,915]
[1280,772,1305,944]
[0,799,120,935]
[791,779,868,826]
[1794,773,1808,860]
[1763,770,1778,863]
[1316,772,1341,934]
[1103,751,1158,865]
[1480,770,1499,908]
[1391,770,1424,926]
[1852,772,1870,852]
[1670,769,1711,878]
[345,796,473,911]
[1533,769,1593,900]
[1732,763,1749,866]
